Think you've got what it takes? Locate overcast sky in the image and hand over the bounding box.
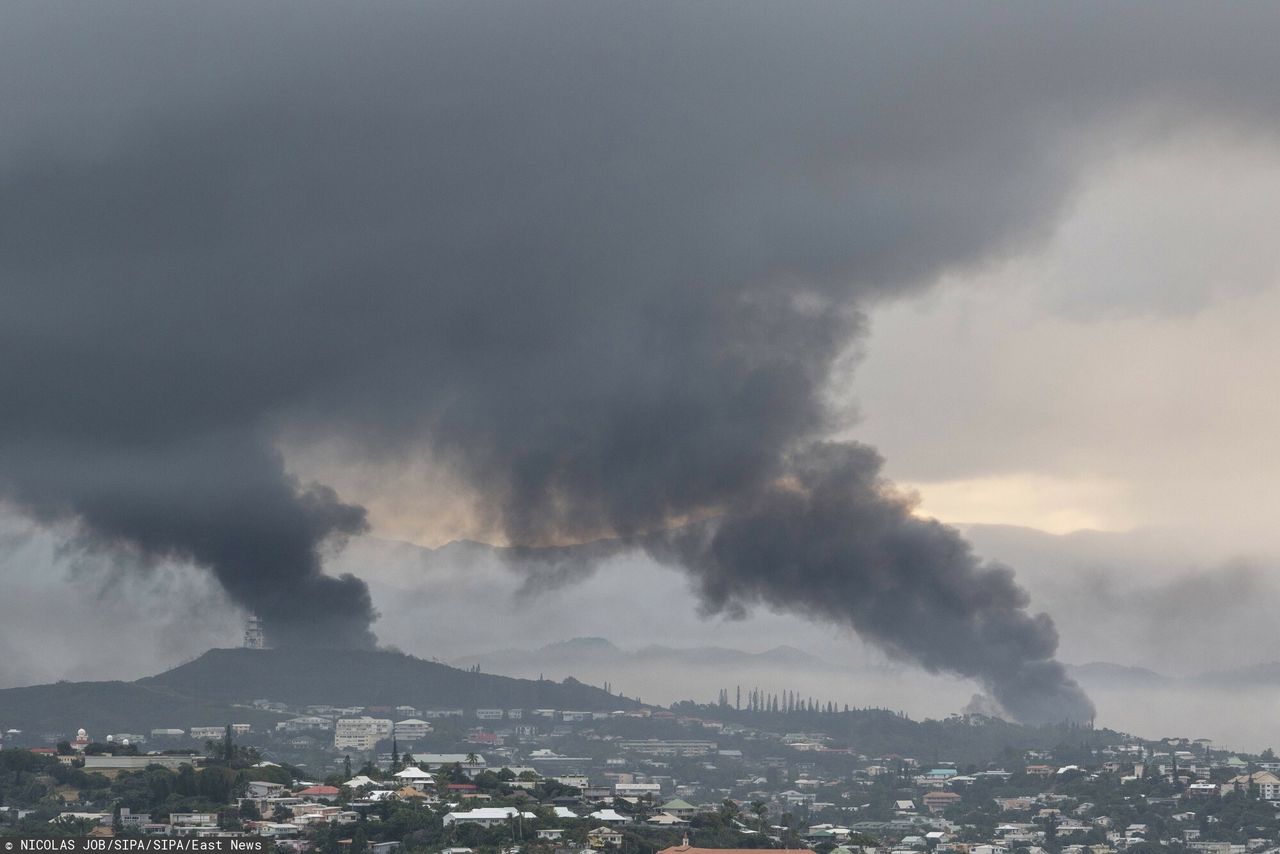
[852,127,1280,547]
[4,3,1280,733]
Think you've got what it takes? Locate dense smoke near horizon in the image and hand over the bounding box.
[655,444,1094,724]
[5,3,1280,719]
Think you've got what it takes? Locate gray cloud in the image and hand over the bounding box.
[4,3,1280,714]
[0,515,242,687]
[963,525,1280,677]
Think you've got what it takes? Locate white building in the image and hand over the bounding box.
[1219,772,1280,801]
[254,822,300,838]
[335,717,393,751]
[190,727,228,741]
[246,781,286,798]
[394,719,433,740]
[443,808,536,828]
[169,813,220,836]
[614,782,662,797]
[617,739,717,757]
[394,767,433,783]
[84,755,197,771]
[277,716,332,733]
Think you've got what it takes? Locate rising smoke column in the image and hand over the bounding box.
[0,432,374,648]
[4,3,1280,712]
[656,443,1094,724]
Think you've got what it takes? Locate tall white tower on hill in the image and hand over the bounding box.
[243,613,266,649]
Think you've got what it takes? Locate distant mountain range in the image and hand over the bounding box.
[0,647,638,737]
[456,634,1280,695]
[1068,660,1280,690]
[1194,661,1280,688]
[1068,662,1172,688]
[454,636,836,674]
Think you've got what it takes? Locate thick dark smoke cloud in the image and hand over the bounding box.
[657,444,1093,724]
[3,3,1280,713]
[0,432,374,648]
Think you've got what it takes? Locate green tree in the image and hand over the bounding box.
[175,764,198,797]
[751,801,768,833]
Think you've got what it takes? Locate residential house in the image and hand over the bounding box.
[588,827,624,848]
[442,808,535,828]
[297,785,341,802]
[923,791,962,813]
[660,799,697,819]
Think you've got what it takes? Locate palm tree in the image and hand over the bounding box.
[751,801,768,833]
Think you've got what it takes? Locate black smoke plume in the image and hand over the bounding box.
[655,444,1093,724]
[4,2,1280,715]
[0,432,374,648]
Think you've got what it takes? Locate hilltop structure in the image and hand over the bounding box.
[243,614,266,650]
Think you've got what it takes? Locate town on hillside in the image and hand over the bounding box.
[2,694,1279,854]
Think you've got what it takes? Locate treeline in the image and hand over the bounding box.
[666,700,1119,766]
[711,686,887,717]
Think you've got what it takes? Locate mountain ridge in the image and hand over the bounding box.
[453,636,836,673]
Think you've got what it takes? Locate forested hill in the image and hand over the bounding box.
[666,701,1127,766]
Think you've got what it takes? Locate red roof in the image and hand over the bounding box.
[298,785,341,796]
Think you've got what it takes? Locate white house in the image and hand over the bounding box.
[588,827,624,847]
[246,781,286,798]
[443,808,536,828]
[394,767,434,783]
